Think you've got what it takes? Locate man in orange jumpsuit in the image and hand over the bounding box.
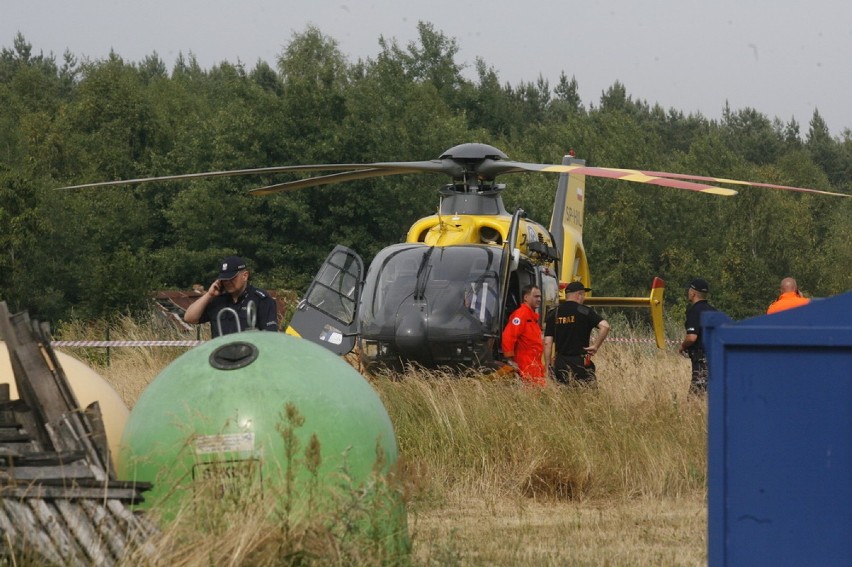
[501,284,546,387]
[767,277,810,314]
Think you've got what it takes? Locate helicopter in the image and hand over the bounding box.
[61,143,849,372]
[275,143,852,371]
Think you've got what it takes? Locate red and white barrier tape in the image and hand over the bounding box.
[49,337,678,348]
[51,340,203,348]
[607,337,679,345]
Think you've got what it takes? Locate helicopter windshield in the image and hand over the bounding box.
[361,244,502,333]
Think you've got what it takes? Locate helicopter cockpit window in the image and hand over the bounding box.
[374,253,418,313]
[361,244,502,332]
[305,250,359,325]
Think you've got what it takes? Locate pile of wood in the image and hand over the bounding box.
[0,302,157,566]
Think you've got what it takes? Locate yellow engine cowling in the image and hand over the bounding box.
[406,214,557,261]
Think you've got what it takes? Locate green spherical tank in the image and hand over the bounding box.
[119,331,406,551]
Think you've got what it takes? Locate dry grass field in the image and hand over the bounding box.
[53,316,707,566]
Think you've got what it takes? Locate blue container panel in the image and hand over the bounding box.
[722,346,852,567]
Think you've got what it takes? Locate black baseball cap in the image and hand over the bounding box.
[565,281,592,293]
[689,278,710,293]
[217,256,247,280]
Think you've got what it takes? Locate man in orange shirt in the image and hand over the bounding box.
[501,285,546,387]
[767,277,810,314]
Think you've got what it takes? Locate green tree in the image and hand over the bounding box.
[393,22,467,109]
[463,59,517,136]
[806,109,844,186]
[59,53,157,180]
[549,72,583,119]
[721,105,782,165]
[277,25,349,160]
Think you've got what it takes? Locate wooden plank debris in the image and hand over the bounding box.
[0,301,157,566]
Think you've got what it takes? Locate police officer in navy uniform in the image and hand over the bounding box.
[544,281,611,386]
[678,278,717,396]
[184,256,279,337]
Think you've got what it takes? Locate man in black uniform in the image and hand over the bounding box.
[184,256,279,337]
[678,278,717,397]
[544,281,611,386]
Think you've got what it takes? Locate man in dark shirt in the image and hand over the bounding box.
[544,281,611,386]
[184,256,278,337]
[678,278,717,397]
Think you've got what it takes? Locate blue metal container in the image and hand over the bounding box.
[704,292,852,567]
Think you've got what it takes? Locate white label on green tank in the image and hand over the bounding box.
[194,432,255,455]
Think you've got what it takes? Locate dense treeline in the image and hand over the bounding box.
[1,25,850,324]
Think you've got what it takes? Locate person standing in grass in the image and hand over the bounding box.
[184,255,278,337]
[678,278,717,397]
[767,277,810,314]
[544,281,610,387]
[501,284,546,387]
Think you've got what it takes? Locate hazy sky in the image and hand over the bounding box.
[5,0,851,135]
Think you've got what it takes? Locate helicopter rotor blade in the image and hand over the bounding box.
[479,160,738,196]
[248,167,427,195]
[55,160,462,191]
[633,169,851,198]
[54,164,373,191]
[54,141,846,199]
[478,159,848,198]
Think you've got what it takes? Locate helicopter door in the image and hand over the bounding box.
[285,245,364,355]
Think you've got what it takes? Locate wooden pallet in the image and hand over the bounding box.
[0,302,157,566]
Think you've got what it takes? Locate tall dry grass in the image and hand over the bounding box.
[51,316,706,565]
[376,346,707,565]
[378,349,705,505]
